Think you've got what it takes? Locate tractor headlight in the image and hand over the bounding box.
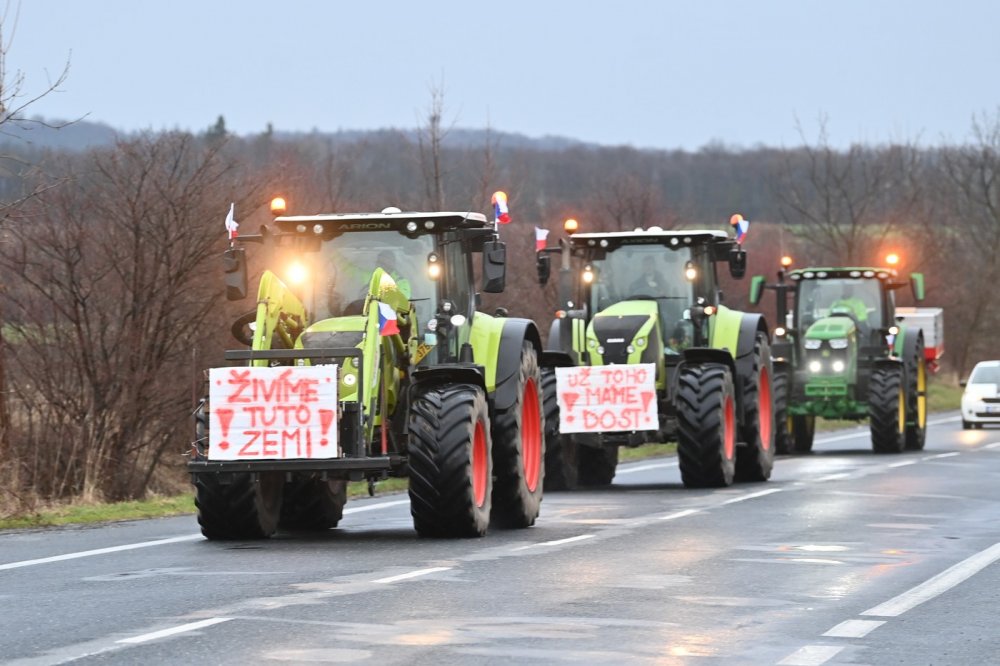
[635,337,646,348]
[626,345,635,354]
[808,360,822,372]
[829,338,849,350]
[286,260,308,285]
[343,373,357,386]
[831,360,845,373]
[587,339,597,349]
[804,339,822,350]
[596,345,605,355]
[774,326,786,337]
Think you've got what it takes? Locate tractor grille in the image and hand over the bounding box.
[593,315,649,364]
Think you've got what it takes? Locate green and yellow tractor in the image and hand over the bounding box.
[536,221,774,489]
[189,201,545,539]
[749,256,935,454]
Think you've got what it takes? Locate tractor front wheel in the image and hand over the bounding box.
[408,383,493,537]
[279,475,348,530]
[677,363,737,488]
[791,415,816,453]
[773,371,792,455]
[736,334,775,482]
[870,364,905,453]
[904,333,928,451]
[491,343,545,528]
[541,369,579,490]
[194,472,284,539]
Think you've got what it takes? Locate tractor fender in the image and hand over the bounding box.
[410,365,487,393]
[546,319,565,351]
[680,347,737,375]
[896,325,924,360]
[493,318,543,412]
[733,313,770,384]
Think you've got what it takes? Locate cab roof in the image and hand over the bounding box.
[274,211,490,232]
[788,267,898,281]
[569,228,731,250]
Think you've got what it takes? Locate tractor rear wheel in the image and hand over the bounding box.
[195,472,284,539]
[677,363,737,488]
[870,364,905,453]
[791,415,815,453]
[408,383,492,537]
[773,371,792,455]
[279,475,348,530]
[577,443,619,486]
[491,343,545,528]
[904,333,928,451]
[736,334,775,482]
[541,369,579,490]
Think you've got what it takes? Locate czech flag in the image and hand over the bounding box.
[492,191,510,224]
[377,301,399,337]
[730,213,750,244]
[535,227,550,251]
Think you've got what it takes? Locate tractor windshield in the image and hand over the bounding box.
[588,244,694,347]
[797,278,883,337]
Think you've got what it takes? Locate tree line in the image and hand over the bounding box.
[1,110,999,514]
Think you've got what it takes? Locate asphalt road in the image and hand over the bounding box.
[2,412,999,665]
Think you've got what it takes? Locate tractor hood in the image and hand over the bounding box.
[804,316,856,341]
[587,300,659,365]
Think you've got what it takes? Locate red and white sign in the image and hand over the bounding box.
[555,363,658,434]
[556,363,659,433]
[208,366,338,460]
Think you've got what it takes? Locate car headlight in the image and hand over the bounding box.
[829,338,849,350]
[804,339,822,350]
[808,360,822,372]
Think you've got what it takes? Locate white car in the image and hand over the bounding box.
[961,360,1000,429]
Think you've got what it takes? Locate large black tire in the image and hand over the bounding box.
[192,401,283,539]
[541,369,579,490]
[791,415,816,454]
[577,443,619,486]
[677,363,737,488]
[870,364,905,453]
[736,334,775,482]
[491,343,545,528]
[408,384,493,538]
[195,472,284,539]
[279,475,348,530]
[904,333,928,451]
[772,371,792,455]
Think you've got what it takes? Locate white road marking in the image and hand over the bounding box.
[822,619,885,638]
[0,498,408,572]
[342,499,410,514]
[926,415,961,425]
[984,442,1000,450]
[778,645,844,665]
[813,431,870,444]
[816,473,852,482]
[924,452,960,460]
[721,488,783,504]
[0,534,203,571]
[615,461,677,474]
[372,566,452,584]
[887,460,917,468]
[656,509,700,521]
[116,617,232,644]
[862,541,1000,617]
[515,534,597,551]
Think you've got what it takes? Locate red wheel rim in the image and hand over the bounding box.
[522,378,542,492]
[758,367,772,451]
[723,395,736,461]
[472,419,488,507]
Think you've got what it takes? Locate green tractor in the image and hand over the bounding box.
[536,222,774,489]
[189,201,546,539]
[749,256,932,454]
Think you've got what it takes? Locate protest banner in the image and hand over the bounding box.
[555,363,658,434]
[208,366,338,460]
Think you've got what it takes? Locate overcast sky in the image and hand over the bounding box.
[10,1,1000,150]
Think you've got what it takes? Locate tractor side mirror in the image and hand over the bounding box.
[223,247,248,300]
[536,252,551,286]
[910,272,925,301]
[749,275,765,304]
[482,239,506,293]
[728,248,747,279]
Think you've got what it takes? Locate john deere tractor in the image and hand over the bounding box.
[749,258,930,454]
[536,222,774,489]
[188,202,545,539]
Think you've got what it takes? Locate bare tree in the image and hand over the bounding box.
[417,82,453,209]
[772,120,920,264]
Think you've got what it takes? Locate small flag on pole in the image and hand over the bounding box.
[225,203,239,241]
[492,191,510,224]
[730,213,749,244]
[377,302,400,337]
[535,227,550,251]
